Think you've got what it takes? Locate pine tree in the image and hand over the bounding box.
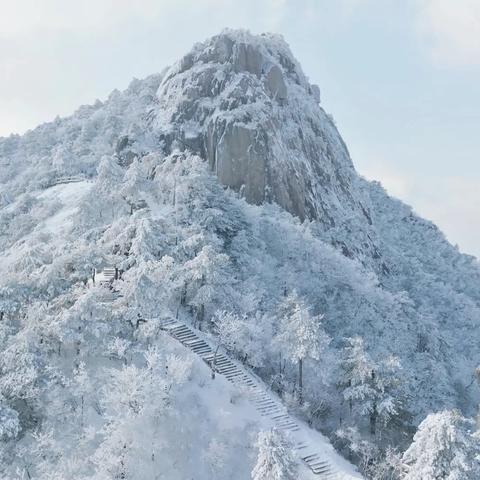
[120,159,149,214]
[274,291,330,403]
[402,410,480,480]
[251,428,297,480]
[78,155,126,227]
[183,245,231,330]
[339,336,401,436]
[0,394,20,439]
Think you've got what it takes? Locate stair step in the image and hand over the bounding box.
[176,332,197,340]
[218,367,238,374]
[192,345,211,355]
[217,362,236,368]
[257,402,280,408]
[191,344,209,351]
[277,424,298,429]
[190,345,209,351]
[194,348,211,354]
[276,420,297,426]
[199,347,212,356]
[252,394,269,400]
[279,427,300,432]
[303,454,321,461]
[257,404,278,410]
[163,323,182,330]
[311,466,331,474]
[214,359,231,365]
[257,403,279,409]
[310,462,330,470]
[258,405,280,411]
[214,361,231,368]
[162,319,334,478]
[219,366,235,372]
[199,351,215,357]
[204,355,229,363]
[185,338,205,344]
[307,459,328,466]
[171,328,191,336]
[275,418,297,425]
[171,324,190,331]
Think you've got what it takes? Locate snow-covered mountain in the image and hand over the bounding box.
[1,29,479,479]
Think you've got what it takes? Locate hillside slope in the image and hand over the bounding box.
[0,29,479,478]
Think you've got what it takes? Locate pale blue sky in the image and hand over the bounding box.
[1,0,479,256]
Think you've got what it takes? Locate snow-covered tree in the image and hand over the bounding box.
[120,159,150,214]
[402,410,480,480]
[336,425,379,473]
[3,30,480,478]
[339,336,401,436]
[128,217,167,264]
[71,361,92,429]
[251,428,297,480]
[183,245,232,330]
[78,155,126,228]
[274,292,330,403]
[0,340,39,403]
[213,310,271,368]
[0,394,20,440]
[0,286,19,322]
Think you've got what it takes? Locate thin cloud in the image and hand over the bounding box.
[416,0,480,67]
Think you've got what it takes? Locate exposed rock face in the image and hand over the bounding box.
[154,30,370,231]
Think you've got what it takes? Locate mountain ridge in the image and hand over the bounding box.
[0,29,479,479]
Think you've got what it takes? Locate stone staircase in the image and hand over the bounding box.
[91,267,122,289]
[44,175,86,189]
[98,267,117,284]
[160,318,336,478]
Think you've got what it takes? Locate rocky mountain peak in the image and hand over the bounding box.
[153,29,366,226]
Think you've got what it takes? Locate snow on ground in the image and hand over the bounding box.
[168,323,363,480]
[36,180,93,236]
[0,181,92,276]
[162,333,362,479]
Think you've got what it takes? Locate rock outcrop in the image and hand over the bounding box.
[154,30,369,230]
